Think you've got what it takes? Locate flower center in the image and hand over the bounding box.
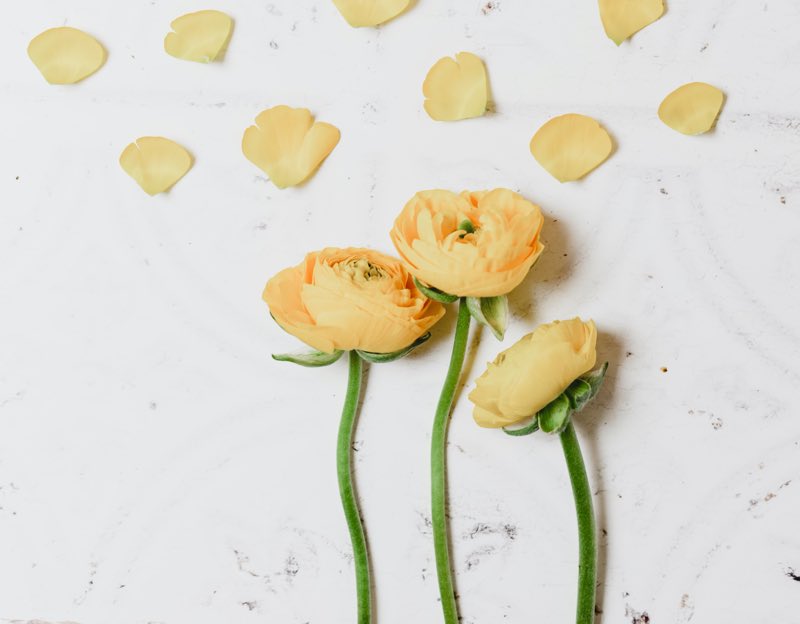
[340,258,388,283]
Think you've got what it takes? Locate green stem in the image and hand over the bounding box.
[431,298,471,624]
[337,351,371,624]
[560,420,597,624]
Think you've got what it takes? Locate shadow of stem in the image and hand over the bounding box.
[578,329,625,623]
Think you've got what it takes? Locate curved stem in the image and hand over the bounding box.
[337,351,371,624]
[431,299,471,624]
[560,420,597,624]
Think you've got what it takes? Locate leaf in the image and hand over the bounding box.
[466,295,508,340]
[503,417,540,437]
[537,393,571,434]
[272,349,343,367]
[414,277,459,304]
[356,332,431,363]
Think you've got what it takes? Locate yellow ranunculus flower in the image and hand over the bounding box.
[263,247,445,354]
[390,189,545,298]
[469,318,597,428]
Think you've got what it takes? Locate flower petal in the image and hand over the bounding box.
[529,114,613,182]
[242,106,340,189]
[332,0,411,27]
[164,10,233,63]
[658,82,725,136]
[598,0,664,45]
[27,27,106,84]
[119,137,193,195]
[423,52,488,122]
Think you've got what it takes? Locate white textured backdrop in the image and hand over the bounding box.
[1,1,799,623]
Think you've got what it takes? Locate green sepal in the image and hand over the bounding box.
[505,363,610,438]
[356,332,431,364]
[537,393,572,434]
[272,349,343,367]
[503,416,540,437]
[579,361,608,405]
[564,378,593,412]
[413,277,459,304]
[466,295,508,341]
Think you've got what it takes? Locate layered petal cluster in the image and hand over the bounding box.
[390,189,545,298]
[470,318,597,428]
[263,248,445,354]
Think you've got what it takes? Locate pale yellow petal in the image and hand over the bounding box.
[164,10,233,63]
[27,27,106,84]
[469,318,598,428]
[529,114,613,183]
[119,137,193,195]
[658,82,725,136]
[598,0,664,45]
[332,0,411,27]
[423,52,487,122]
[242,105,340,189]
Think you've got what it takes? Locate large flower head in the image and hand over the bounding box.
[263,247,445,354]
[469,318,597,428]
[390,188,545,298]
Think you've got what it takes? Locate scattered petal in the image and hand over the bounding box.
[119,137,193,195]
[242,105,340,189]
[658,82,725,135]
[530,114,613,182]
[164,10,233,63]
[423,52,488,122]
[27,27,106,84]
[332,0,411,27]
[598,0,664,45]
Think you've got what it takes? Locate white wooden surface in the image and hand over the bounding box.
[1,1,799,622]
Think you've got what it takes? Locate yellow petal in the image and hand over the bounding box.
[469,318,597,428]
[164,10,233,63]
[658,82,725,136]
[530,114,613,182]
[332,0,411,27]
[598,0,664,45]
[27,27,106,84]
[423,52,488,122]
[119,137,193,195]
[242,105,340,189]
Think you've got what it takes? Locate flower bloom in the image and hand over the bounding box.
[469,318,597,428]
[390,189,545,297]
[263,247,445,354]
